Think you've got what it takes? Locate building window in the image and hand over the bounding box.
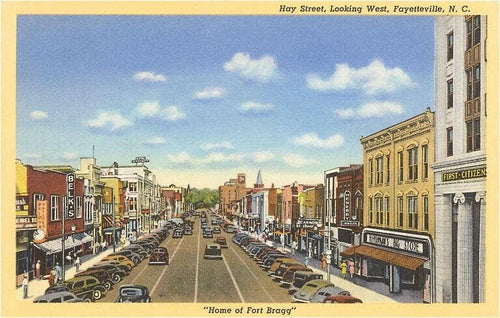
[447,79,454,108]
[408,147,418,181]
[447,127,454,156]
[473,65,481,98]
[376,157,383,185]
[385,196,390,226]
[422,145,428,179]
[466,69,472,101]
[369,197,373,224]
[473,16,481,46]
[474,118,481,151]
[369,159,373,186]
[398,152,403,183]
[129,182,137,192]
[32,193,45,216]
[407,196,418,229]
[466,19,472,49]
[466,121,473,152]
[76,196,82,218]
[398,197,403,227]
[423,196,429,231]
[375,197,383,225]
[386,154,390,183]
[129,197,137,211]
[50,195,59,221]
[354,194,361,220]
[447,31,454,61]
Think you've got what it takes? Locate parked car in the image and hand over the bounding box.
[173,229,184,238]
[97,260,131,273]
[33,291,83,303]
[268,258,298,275]
[44,285,71,294]
[212,226,221,234]
[261,254,288,269]
[112,250,142,264]
[292,279,334,303]
[125,245,149,258]
[211,219,218,225]
[323,295,363,303]
[204,243,222,260]
[280,265,311,287]
[144,236,161,246]
[91,264,127,283]
[214,236,228,248]
[289,271,324,293]
[310,285,352,303]
[133,240,156,253]
[224,225,236,233]
[99,256,135,271]
[61,275,107,302]
[115,285,152,303]
[149,247,170,265]
[74,267,114,290]
[203,229,213,238]
[270,261,304,280]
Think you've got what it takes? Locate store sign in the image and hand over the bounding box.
[297,218,321,229]
[340,220,360,227]
[344,190,350,220]
[16,196,29,213]
[67,173,75,219]
[442,167,486,182]
[365,233,424,254]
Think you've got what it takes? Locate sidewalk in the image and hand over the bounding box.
[17,245,124,302]
[270,240,423,303]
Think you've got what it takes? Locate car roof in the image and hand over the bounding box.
[304,279,333,288]
[316,285,345,294]
[66,275,98,282]
[206,243,220,248]
[35,291,76,300]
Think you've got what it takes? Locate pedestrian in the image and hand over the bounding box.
[291,241,297,256]
[340,260,348,279]
[101,240,107,251]
[348,259,355,279]
[48,269,56,287]
[35,260,41,280]
[22,274,29,299]
[54,262,62,283]
[75,256,81,272]
[321,254,327,270]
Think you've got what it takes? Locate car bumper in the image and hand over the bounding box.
[204,255,223,260]
[291,296,311,303]
[149,261,167,265]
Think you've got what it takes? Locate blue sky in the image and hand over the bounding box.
[16,15,434,189]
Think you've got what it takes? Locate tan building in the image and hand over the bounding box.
[347,109,435,301]
[218,173,248,217]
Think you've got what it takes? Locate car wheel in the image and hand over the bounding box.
[83,296,92,303]
[112,274,121,283]
[104,281,112,291]
[92,289,102,300]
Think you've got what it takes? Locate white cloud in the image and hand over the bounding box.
[252,151,275,163]
[193,87,226,100]
[30,111,48,120]
[307,59,413,95]
[283,153,317,168]
[145,137,166,145]
[240,101,274,113]
[194,152,245,165]
[201,141,234,151]
[133,71,166,82]
[162,106,186,121]
[63,152,77,160]
[293,133,344,149]
[137,101,160,117]
[168,152,191,164]
[335,101,404,119]
[85,112,133,131]
[224,52,277,83]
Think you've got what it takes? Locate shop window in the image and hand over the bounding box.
[407,196,418,229]
[423,196,429,231]
[400,267,415,285]
[447,31,454,61]
[408,148,418,181]
[398,152,403,183]
[422,145,428,179]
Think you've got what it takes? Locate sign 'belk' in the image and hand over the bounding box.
[67,173,75,219]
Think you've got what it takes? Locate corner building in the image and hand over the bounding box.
[433,16,487,303]
[353,109,435,302]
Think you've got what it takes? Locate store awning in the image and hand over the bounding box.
[341,245,427,271]
[34,232,93,255]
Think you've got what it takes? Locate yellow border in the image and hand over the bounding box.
[2,1,499,317]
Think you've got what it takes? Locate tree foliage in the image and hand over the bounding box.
[185,188,218,209]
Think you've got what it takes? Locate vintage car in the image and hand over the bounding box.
[112,250,142,264]
[280,266,312,287]
[292,279,334,303]
[289,271,324,293]
[214,237,228,248]
[61,275,107,302]
[33,291,83,303]
[115,285,152,303]
[172,229,184,238]
[123,245,148,258]
[322,295,362,303]
[267,258,298,275]
[132,240,156,253]
[149,247,170,265]
[91,263,127,283]
[74,267,114,290]
[212,226,221,234]
[204,243,222,260]
[44,285,71,294]
[310,285,352,303]
[270,261,305,280]
[97,260,132,273]
[203,228,213,238]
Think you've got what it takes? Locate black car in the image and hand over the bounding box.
[124,245,149,258]
[203,229,213,238]
[91,264,127,283]
[132,240,156,253]
[172,229,183,238]
[115,284,152,303]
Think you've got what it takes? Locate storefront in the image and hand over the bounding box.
[342,228,432,300]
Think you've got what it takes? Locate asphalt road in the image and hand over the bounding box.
[97,215,292,303]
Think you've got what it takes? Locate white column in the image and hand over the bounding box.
[475,192,486,303]
[455,193,473,303]
[435,194,451,302]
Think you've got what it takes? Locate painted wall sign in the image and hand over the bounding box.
[365,233,425,254]
[67,173,75,219]
[344,190,350,220]
[441,167,486,182]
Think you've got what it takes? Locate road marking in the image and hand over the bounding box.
[228,244,276,302]
[150,236,184,296]
[131,237,172,284]
[194,223,201,303]
[222,255,245,303]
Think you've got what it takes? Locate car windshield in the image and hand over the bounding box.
[205,247,221,255]
[306,283,318,288]
[120,288,145,297]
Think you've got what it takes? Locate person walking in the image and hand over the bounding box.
[291,241,297,256]
[22,274,29,299]
[348,259,355,279]
[35,260,41,280]
[48,269,56,287]
[54,262,62,283]
[340,260,348,279]
[74,256,81,272]
[321,254,327,270]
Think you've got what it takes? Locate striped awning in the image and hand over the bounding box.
[34,232,93,255]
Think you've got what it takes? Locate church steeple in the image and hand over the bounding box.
[254,170,264,189]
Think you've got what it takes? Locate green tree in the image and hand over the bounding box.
[185,188,218,209]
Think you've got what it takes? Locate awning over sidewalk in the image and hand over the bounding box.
[34,232,93,255]
[341,245,427,271]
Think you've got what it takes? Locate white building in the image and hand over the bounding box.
[433,16,487,303]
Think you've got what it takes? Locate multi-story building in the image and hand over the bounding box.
[433,16,487,303]
[350,109,435,301]
[101,176,127,245]
[218,173,248,217]
[299,184,324,259]
[281,183,314,248]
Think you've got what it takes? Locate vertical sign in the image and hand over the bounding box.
[344,190,350,220]
[67,173,75,219]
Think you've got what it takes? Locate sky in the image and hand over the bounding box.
[16,15,435,189]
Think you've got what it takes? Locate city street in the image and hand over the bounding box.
[97,216,292,303]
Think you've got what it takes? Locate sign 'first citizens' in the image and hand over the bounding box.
[67,173,75,219]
